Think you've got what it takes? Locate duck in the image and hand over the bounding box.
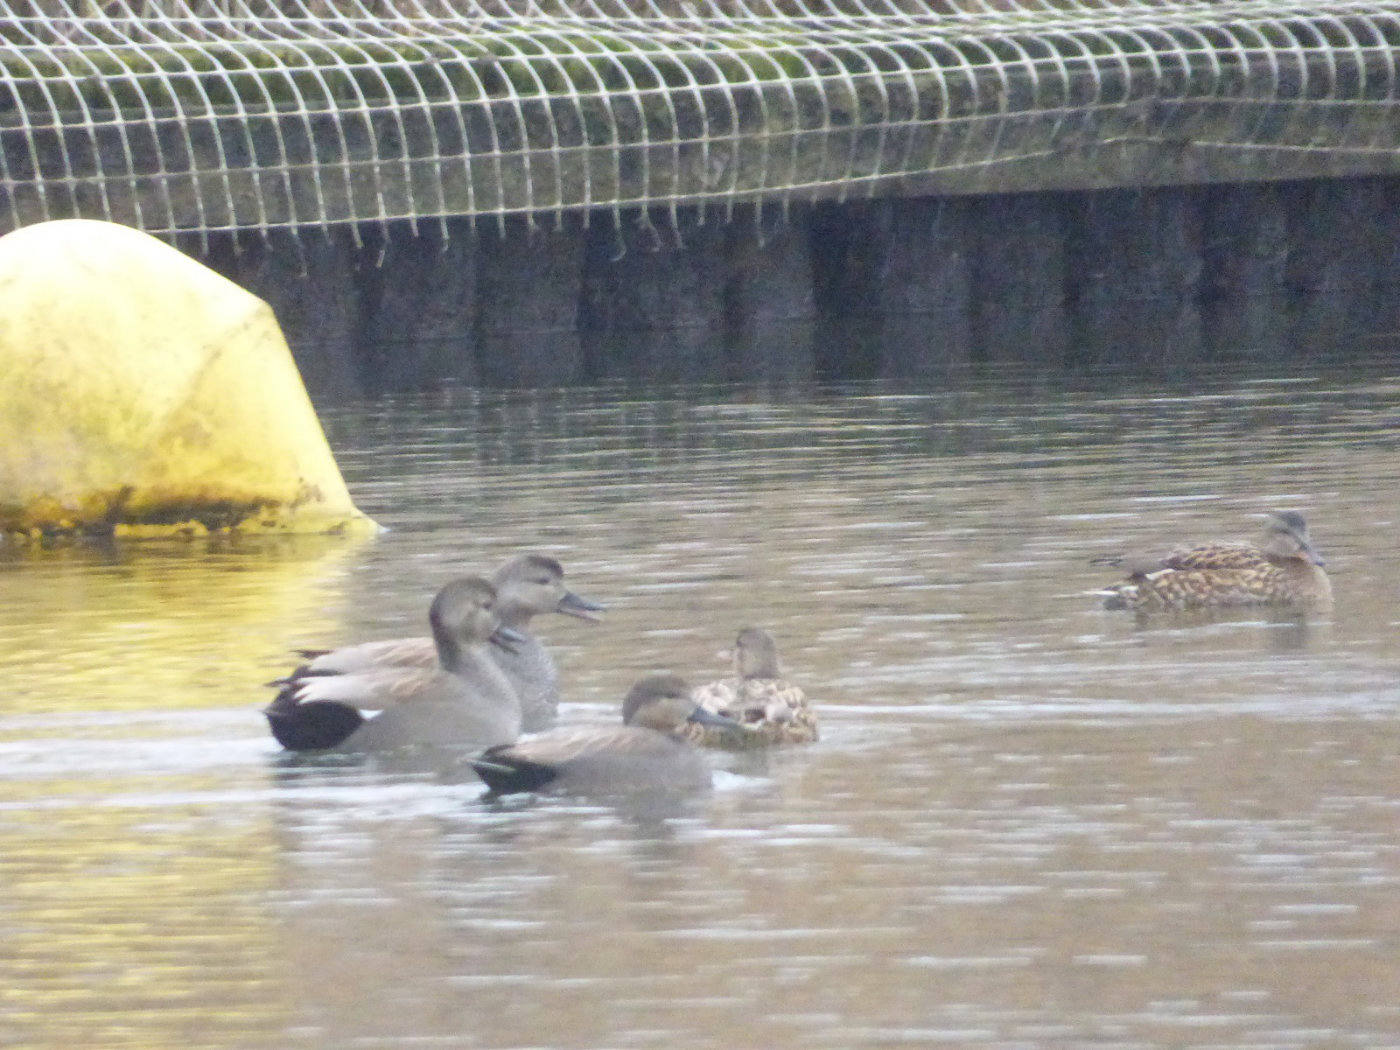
[283,554,602,731]
[264,576,524,752]
[1095,511,1332,612]
[685,627,818,747]
[470,674,741,796]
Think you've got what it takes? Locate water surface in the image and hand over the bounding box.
[4,361,1400,1048]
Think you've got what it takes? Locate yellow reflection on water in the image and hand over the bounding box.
[0,780,292,1049]
[0,535,379,1047]
[0,533,373,714]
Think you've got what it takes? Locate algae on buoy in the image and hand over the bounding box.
[0,219,375,538]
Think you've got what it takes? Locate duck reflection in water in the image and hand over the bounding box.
[263,576,524,753]
[471,674,741,797]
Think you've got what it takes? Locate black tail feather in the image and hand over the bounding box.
[1101,591,1129,611]
[265,699,365,751]
[470,747,560,794]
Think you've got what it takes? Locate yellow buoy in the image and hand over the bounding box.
[0,219,376,538]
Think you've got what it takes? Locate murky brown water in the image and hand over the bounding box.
[5,361,1400,1048]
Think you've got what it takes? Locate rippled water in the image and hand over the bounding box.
[5,361,1400,1048]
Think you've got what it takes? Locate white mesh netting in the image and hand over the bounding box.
[2,0,1398,245]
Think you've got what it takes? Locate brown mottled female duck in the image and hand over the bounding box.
[470,674,740,796]
[1096,511,1331,612]
[282,554,602,732]
[684,627,818,747]
[264,577,524,752]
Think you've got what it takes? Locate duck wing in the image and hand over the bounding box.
[1099,541,1288,611]
[1158,542,1268,573]
[289,665,448,711]
[473,726,700,794]
[303,636,438,675]
[495,725,677,764]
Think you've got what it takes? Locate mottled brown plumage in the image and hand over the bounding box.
[1097,511,1331,612]
[685,627,818,748]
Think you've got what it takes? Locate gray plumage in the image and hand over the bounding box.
[471,674,739,795]
[285,554,602,731]
[265,576,522,752]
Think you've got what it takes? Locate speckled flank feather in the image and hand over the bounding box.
[1098,512,1332,612]
[685,676,819,747]
[1102,561,1324,611]
[684,627,819,747]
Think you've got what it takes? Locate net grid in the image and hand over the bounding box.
[2,0,1398,248]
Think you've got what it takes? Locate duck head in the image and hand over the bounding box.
[1261,511,1325,566]
[733,626,782,680]
[429,576,523,666]
[622,674,743,734]
[494,553,605,627]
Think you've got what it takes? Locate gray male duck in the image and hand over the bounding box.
[685,627,818,747]
[265,576,524,752]
[284,554,602,731]
[470,674,740,796]
[1096,511,1332,612]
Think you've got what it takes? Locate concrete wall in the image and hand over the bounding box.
[202,176,1400,402]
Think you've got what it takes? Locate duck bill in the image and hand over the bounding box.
[686,705,744,731]
[556,590,605,621]
[1302,542,1325,567]
[489,624,528,654]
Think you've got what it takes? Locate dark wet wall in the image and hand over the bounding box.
[202,176,1400,403]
